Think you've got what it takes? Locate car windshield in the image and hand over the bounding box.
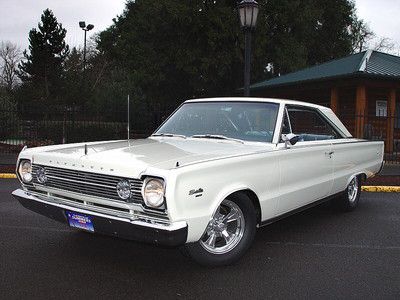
[154,101,279,143]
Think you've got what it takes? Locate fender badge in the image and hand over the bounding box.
[189,188,204,196]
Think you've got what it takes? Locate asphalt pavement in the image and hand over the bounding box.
[1,179,399,299]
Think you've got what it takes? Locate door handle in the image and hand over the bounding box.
[325,151,334,157]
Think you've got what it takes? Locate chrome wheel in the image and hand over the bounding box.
[348,176,358,203]
[200,199,245,255]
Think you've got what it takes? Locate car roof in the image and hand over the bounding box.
[184,97,329,111]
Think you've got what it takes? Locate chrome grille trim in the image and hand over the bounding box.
[31,164,144,203]
[20,189,170,223]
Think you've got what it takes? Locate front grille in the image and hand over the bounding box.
[32,164,144,203]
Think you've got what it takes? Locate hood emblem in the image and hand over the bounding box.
[84,144,88,155]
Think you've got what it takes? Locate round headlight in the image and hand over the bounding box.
[36,167,47,184]
[116,180,131,200]
[18,160,32,183]
[142,178,165,208]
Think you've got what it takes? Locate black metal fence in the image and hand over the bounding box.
[0,105,174,154]
[339,114,400,164]
[1,107,399,164]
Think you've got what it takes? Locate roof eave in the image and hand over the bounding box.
[250,72,400,91]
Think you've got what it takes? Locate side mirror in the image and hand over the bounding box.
[281,133,299,147]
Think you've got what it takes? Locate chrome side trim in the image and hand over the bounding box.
[12,189,186,232]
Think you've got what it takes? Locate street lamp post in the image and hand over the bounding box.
[238,0,259,97]
[79,21,94,71]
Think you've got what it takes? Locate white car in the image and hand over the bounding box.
[13,98,384,266]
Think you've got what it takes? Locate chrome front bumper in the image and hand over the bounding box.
[12,189,188,246]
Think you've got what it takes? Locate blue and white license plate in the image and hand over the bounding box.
[66,211,94,232]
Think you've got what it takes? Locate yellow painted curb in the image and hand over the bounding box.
[0,173,17,179]
[362,186,400,193]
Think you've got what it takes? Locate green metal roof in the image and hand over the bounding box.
[250,50,400,90]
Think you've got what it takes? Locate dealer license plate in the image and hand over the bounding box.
[66,211,94,232]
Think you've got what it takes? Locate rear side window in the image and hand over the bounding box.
[286,106,340,141]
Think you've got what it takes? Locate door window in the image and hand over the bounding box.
[286,106,340,141]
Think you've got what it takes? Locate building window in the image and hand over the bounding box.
[376,100,387,117]
[396,102,400,129]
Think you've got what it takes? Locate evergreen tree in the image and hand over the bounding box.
[63,47,84,106]
[19,9,69,102]
[95,0,360,109]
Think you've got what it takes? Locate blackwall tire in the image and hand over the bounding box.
[335,175,362,212]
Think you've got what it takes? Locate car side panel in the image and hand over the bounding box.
[276,141,333,215]
[330,139,384,194]
[167,150,281,242]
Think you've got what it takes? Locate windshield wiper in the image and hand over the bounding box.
[151,133,187,139]
[190,134,244,144]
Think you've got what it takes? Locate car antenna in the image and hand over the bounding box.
[127,94,130,141]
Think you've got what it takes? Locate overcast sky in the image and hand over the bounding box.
[1,0,399,53]
[1,0,126,51]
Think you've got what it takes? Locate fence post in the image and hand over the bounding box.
[355,85,367,138]
[386,88,396,153]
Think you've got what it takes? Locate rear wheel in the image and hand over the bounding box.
[184,194,257,267]
[335,175,361,211]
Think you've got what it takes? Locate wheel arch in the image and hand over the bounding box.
[226,189,262,226]
[346,172,367,186]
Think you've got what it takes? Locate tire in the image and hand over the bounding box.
[334,175,362,212]
[184,193,257,267]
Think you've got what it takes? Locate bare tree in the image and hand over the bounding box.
[350,20,374,53]
[0,41,22,91]
[373,37,395,53]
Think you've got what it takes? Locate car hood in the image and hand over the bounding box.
[29,138,274,178]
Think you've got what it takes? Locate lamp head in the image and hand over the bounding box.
[238,0,259,29]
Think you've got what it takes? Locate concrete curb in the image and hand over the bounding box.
[0,173,399,192]
[361,186,400,193]
[0,174,17,179]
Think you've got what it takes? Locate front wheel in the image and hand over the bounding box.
[184,194,257,267]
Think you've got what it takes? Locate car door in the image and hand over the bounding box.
[277,105,337,214]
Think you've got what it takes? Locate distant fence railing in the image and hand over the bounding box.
[339,114,400,164]
[1,109,399,164]
[0,105,174,154]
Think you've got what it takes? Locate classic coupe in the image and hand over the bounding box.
[13,98,384,266]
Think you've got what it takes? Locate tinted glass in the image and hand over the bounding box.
[156,102,279,142]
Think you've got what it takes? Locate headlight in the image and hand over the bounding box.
[142,178,165,208]
[36,167,47,184]
[18,160,32,183]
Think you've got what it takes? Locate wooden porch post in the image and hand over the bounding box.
[330,87,338,114]
[355,85,367,138]
[386,88,396,152]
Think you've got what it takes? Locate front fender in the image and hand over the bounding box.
[171,179,260,243]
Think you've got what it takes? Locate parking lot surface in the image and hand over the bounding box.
[1,179,399,299]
